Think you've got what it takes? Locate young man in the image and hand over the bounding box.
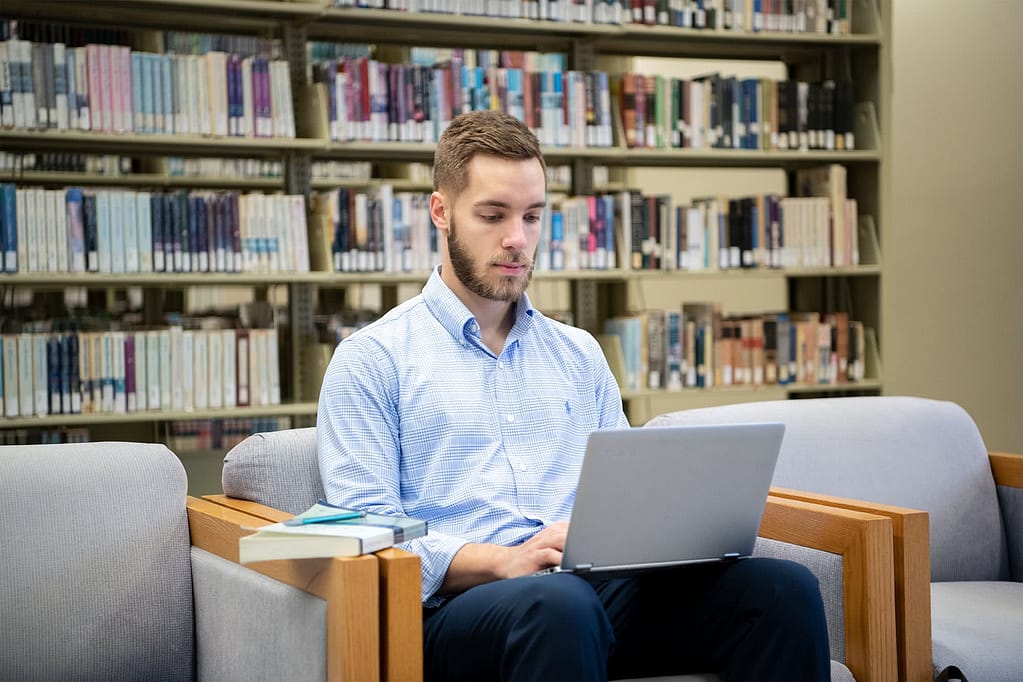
[317,109,830,681]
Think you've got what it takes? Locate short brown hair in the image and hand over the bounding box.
[433,110,546,197]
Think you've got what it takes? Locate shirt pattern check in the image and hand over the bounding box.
[317,268,629,605]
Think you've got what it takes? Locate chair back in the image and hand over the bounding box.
[222,427,323,515]
[0,442,195,680]
[647,396,1008,582]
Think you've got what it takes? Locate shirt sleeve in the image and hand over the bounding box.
[316,334,468,603]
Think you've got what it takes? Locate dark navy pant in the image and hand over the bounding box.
[422,557,830,681]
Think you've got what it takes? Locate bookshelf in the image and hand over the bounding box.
[0,0,889,445]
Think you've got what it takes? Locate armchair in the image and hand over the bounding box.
[0,441,383,682]
[218,427,905,681]
[648,395,1023,682]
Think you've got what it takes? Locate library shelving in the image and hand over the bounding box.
[0,0,889,444]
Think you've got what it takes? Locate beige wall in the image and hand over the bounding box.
[888,0,1023,450]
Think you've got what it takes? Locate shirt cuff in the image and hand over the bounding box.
[400,531,468,605]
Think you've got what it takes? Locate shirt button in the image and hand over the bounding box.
[517,463,527,472]
[498,361,505,369]
[506,414,515,423]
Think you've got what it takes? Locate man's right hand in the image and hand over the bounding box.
[439,521,570,595]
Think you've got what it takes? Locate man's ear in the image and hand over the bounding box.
[429,191,449,234]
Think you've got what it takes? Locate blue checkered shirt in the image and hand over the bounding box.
[317,267,629,605]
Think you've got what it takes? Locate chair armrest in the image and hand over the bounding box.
[187,497,380,682]
[770,487,931,682]
[990,452,1023,488]
[203,494,423,682]
[761,495,898,682]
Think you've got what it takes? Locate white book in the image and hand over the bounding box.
[2,334,19,417]
[159,329,172,410]
[133,331,147,413]
[181,329,194,412]
[207,329,222,409]
[206,51,229,137]
[98,332,112,412]
[240,56,254,138]
[17,332,33,417]
[90,331,103,410]
[195,55,211,136]
[270,193,286,272]
[112,331,126,413]
[254,328,269,406]
[290,194,310,272]
[123,190,139,272]
[3,41,22,128]
[221,328,236,409]
[266,328,280,405]
[44,189,60,272]
[17,40,38,130]
[146,330,161,410]
[169,325,183,411]
[136,192,153,272]
[32,333,48,416]
[192,329,208,410]
[15,188,29,274]
[96,191,112,272]
[109,191,125,273]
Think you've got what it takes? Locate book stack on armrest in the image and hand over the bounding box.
[239,501,427,564]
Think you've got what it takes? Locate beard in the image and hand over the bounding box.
[447,215,534,303]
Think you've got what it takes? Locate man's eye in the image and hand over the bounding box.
[524,214,542,224]
[481,214,502,222]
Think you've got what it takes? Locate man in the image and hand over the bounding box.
[317,109,830,681]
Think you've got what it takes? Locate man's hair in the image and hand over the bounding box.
[433,110,546,196]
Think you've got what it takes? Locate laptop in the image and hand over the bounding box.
[538,422,785,577]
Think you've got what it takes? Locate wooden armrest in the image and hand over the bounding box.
[202,494,423,682]
[761,495,898,682]
[187,496,379,682]
[769,487,931,682]
[990,452,1023,488]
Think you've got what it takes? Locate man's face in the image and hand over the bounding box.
[440,155,546,303]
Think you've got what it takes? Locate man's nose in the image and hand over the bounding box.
[502,218,529,251]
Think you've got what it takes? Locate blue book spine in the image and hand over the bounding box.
[150,192,165,272]
[131,52,144,133]
[141,53,155,134]
[47,335,61,415]
[68,332,81,414]
[0,182,17,272]
[160,54,174,135]
[58,333,71,414]
[228,191,242,272]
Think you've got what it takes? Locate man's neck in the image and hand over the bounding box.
[440,266,518,355]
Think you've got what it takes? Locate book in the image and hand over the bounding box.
[239,501,428,564]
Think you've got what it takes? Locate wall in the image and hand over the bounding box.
[888,0,1023,450]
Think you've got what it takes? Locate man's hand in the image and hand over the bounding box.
[439,522,570,595]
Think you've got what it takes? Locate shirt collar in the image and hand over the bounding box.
[423,266,537,345]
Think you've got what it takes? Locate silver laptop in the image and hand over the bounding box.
[540,422,785,577]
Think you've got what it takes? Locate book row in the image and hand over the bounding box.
[0,426,90,445]
[308,171,859,275]
[328,0,854,34]
[619,73,855,152]
[0,326,282,420]
[0,184,310,275]
[0,39,296,138]
[313,51,615,147]
[165,416,293,453]
[603,306,866,392]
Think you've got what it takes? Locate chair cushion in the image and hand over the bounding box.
[0,442,194,681]
[222,427,323,515]
[931,581,1023,682]
[646,396,1008,581]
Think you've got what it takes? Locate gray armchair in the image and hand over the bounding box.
[648,395,1023,682]
[0,441,386,682]
[219,427,909,681]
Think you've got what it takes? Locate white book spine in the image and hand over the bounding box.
[123,190,139,272]
[133,331,147,413]
[221,329,236,408]
[192,329,208,411]
[169,325,183,411]
[17,333,33,417]
[137,192,153,272]
[2,335,19,417]
[146,330,161,410]
[207,330,223,409]
[181,329,194,412]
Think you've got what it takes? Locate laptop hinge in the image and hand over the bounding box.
[573,563,594,573]
[722,553,742,561]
